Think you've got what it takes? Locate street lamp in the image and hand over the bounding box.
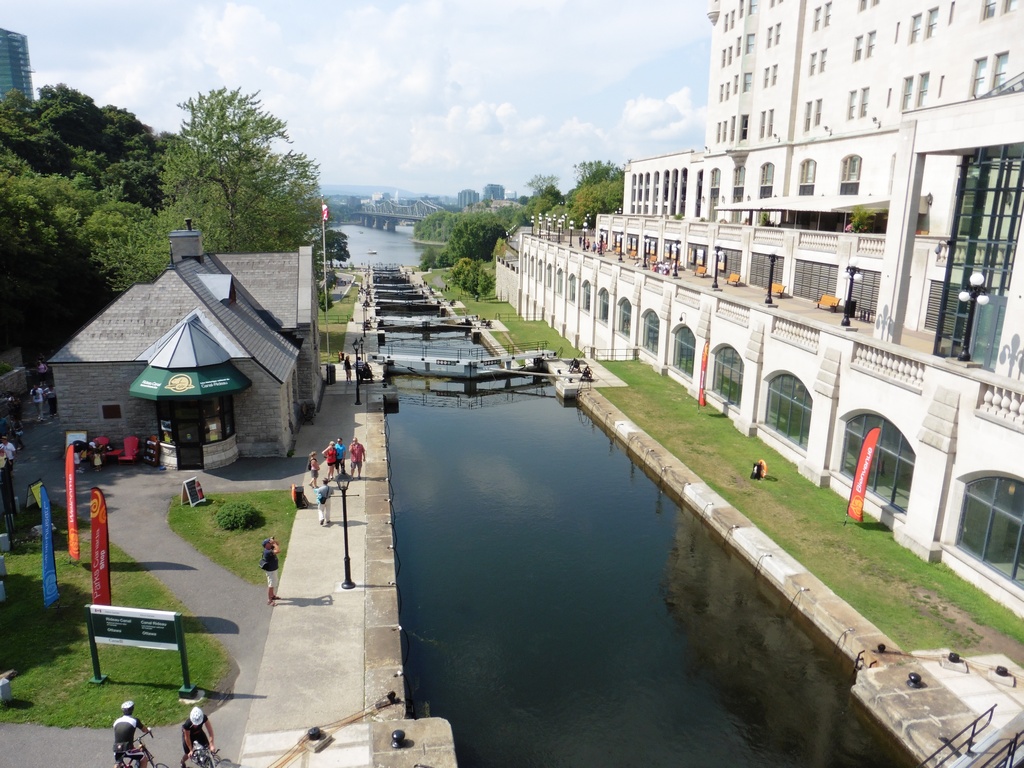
[712,245,723,290]
[672,243,680,278]
[569,219,574,246]
[765,249,780,305]
[353,338,364,405]
[841,257,863,327]
[337,476,355,589]
[957,271,989,362]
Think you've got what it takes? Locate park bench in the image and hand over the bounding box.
[727,273,742,286]
[817,294,841,312]
[771,283,787,297]
[695,265,708,277]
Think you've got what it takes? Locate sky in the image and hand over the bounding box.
[6,1,712,197]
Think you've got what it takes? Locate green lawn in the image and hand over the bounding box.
[167,491,296,587]
[319,271,359,363]
[0,507,229,727]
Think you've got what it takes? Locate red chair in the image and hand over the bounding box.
[93,436,122,463]
[118,435,140,464]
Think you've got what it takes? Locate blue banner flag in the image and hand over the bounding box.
[40,485,60,608]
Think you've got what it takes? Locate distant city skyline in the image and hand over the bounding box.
[4,2,711,196]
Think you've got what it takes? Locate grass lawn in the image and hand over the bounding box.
[167,491,297,587]
[0,508,228,727]
[319,271,358,364]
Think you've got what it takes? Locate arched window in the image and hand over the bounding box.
[556,268,564,295]
[732,165,746,202]
[765,374,813,448]
[568,274,577,303]
[709,168,722,218]
[958,476,1024,583]
[530,257,535,278]
[598,288,610,323]
[840,155,862,195]
[799,159,817,196]
[841,414,916,511]
[582,281,592,312]
[759,163,775,198]
[641,310,660,353]
[545,264,552,288]
[617,298,632,337]
[712,346,744,405]
[672,326,696,376]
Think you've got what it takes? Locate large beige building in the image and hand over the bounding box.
[511,1,1024,614]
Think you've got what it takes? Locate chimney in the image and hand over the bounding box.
[169,221,204,265]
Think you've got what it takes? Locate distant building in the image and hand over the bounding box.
[482,184,505,201]
[458,189,480,208]
[0,28,33,101]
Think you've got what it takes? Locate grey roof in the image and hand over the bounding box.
[213,251,311,330]
[145,312,234,369]
[50,253,303,384]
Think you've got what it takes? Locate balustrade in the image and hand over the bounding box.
[798,232,839,253]
[716,301,750,327]
[978,383,1024,431]
[771,317,820,353]
[851,343,926,392]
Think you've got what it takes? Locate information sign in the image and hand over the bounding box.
[181,477,206,507]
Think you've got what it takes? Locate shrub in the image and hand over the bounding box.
[215,501,262,531]
[0,362,12,375]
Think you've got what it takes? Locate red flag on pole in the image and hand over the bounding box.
[90,487,111,605]
[698,339,710,407]
[64,445,80,560]
[847,426,881,523]
[321,203,329,222]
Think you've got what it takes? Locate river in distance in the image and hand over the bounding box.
[338,222,430,269]
[387,382,900,768]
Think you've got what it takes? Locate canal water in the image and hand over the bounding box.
[339,223,429,268]
[387,383,898,768]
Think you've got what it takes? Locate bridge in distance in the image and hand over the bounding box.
[352,199,442,230]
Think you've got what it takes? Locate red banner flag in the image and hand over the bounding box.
[698,339,710,407]
[847,426,881,523]
[90,487,111,605]
[64,445,80,560]
[321,202,329,222]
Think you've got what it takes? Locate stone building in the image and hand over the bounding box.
[49,226,320,470]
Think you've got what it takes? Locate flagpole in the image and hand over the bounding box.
[322,200,330,361]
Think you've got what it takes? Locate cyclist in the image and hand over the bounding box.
[113,700,153,767]
[181,705,216,767]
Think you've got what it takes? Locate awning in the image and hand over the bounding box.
[716,194,893,213]
[129,362,252,400]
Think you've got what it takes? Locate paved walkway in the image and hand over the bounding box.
[0,305,455,768]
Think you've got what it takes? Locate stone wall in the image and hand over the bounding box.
[53,362,152,442]
[495,256,519,307]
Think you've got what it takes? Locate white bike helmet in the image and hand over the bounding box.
[190,706,204,725]
[121,701,135,716]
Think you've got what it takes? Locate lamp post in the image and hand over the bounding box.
[618,237,624,262]
[337,476,355,589]
[569,219,574,247]
[353,338,364,405]
[841,257,863,327]
[672,243,680,278]
[957,271,989,362]
[712,245,723,290]
[765,249,780,305]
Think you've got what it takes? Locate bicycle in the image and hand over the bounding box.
[116,732,170,768]
[189,743,222,768]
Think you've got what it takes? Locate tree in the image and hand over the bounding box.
[161,88,320,253]
[573,160,623,188]
[442,212,506,266]
[448,258,495,300]
[526,174,559,197]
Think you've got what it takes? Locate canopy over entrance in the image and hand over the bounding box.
[129,362,251,400]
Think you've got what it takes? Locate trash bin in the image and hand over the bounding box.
[326,364,336,385]
[847,300,857,317]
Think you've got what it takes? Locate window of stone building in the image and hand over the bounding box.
[672,326,696,376]
[598,288,609,323]
[641,310,660,354]
[712,346,744,405]
[840,414,916,511]
[958,476,1024,583]
[765,374,812,448]
[582,281,592,312]
[617,299,632,338]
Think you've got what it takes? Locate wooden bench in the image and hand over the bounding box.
[817,294,841,311]
[695,265,708,277]
[771,283,787,297]
[727,273,742,286]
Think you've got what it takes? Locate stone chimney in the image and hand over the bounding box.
[169,219,204,265]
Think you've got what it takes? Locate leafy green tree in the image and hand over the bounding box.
[442,212,506,266]
[161,88,320,253]
[83,201,167,291]
[526,174,559,197]
[413,210,457,242]
[573,160,622,188]
[448,258,495,300]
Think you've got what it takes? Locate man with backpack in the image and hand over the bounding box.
[315,478,332,526]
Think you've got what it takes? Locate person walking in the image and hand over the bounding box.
[45,383,57,416]
[315,479,332,526]
[30,384,44,421]
[344,354,353,382]
[348,436,365,479]
[307,451,320,489]
[322,441,338,481]
[334,437,347,478]
[261,537,280,605]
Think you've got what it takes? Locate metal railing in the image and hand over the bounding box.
[916,704,997,767]
[591,348,639,362]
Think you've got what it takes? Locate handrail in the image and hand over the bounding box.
[592,348,639,362]
[916,704,997,767]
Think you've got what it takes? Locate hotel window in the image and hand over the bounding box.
[722,50,727,68]
[994,52,1009,87]
[854,35,864,61]
[799,159,816,195]
[840,155,862,194]
[743,72,752,92]
[927,7,939,36]
[819,48,827,72]
[749,0,759,12]
[772,64,778,84]
[759,162,775,198]
[734,74,740,92]
[763,67,770,87]
[730,116,736,141]
[733,165,746,201]
[859,0,867,8]
[809,52,817,75]
[824,2,832,25]
[972,58,989,96]
[867,31,876,57]
[910,13,922,43]
[814,6,821,29]
[1007,0,1019,11]
[728,47,733,64]
[814,98,822,126]
[737,36,742,56]
[859,87,870,117]
[901,76,914,110]
[917,72,930,107]
[740,115,749,141]
[803,101,813,131]
[847,91,858,120]
[746,33,756,54]
[775,23,781,44]
[983,0,997,17]
[759,111,766,138]
[719,84,724,102]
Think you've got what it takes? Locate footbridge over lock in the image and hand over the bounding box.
[354,198,442,230]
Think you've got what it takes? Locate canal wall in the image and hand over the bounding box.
[576,387,1013,766]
